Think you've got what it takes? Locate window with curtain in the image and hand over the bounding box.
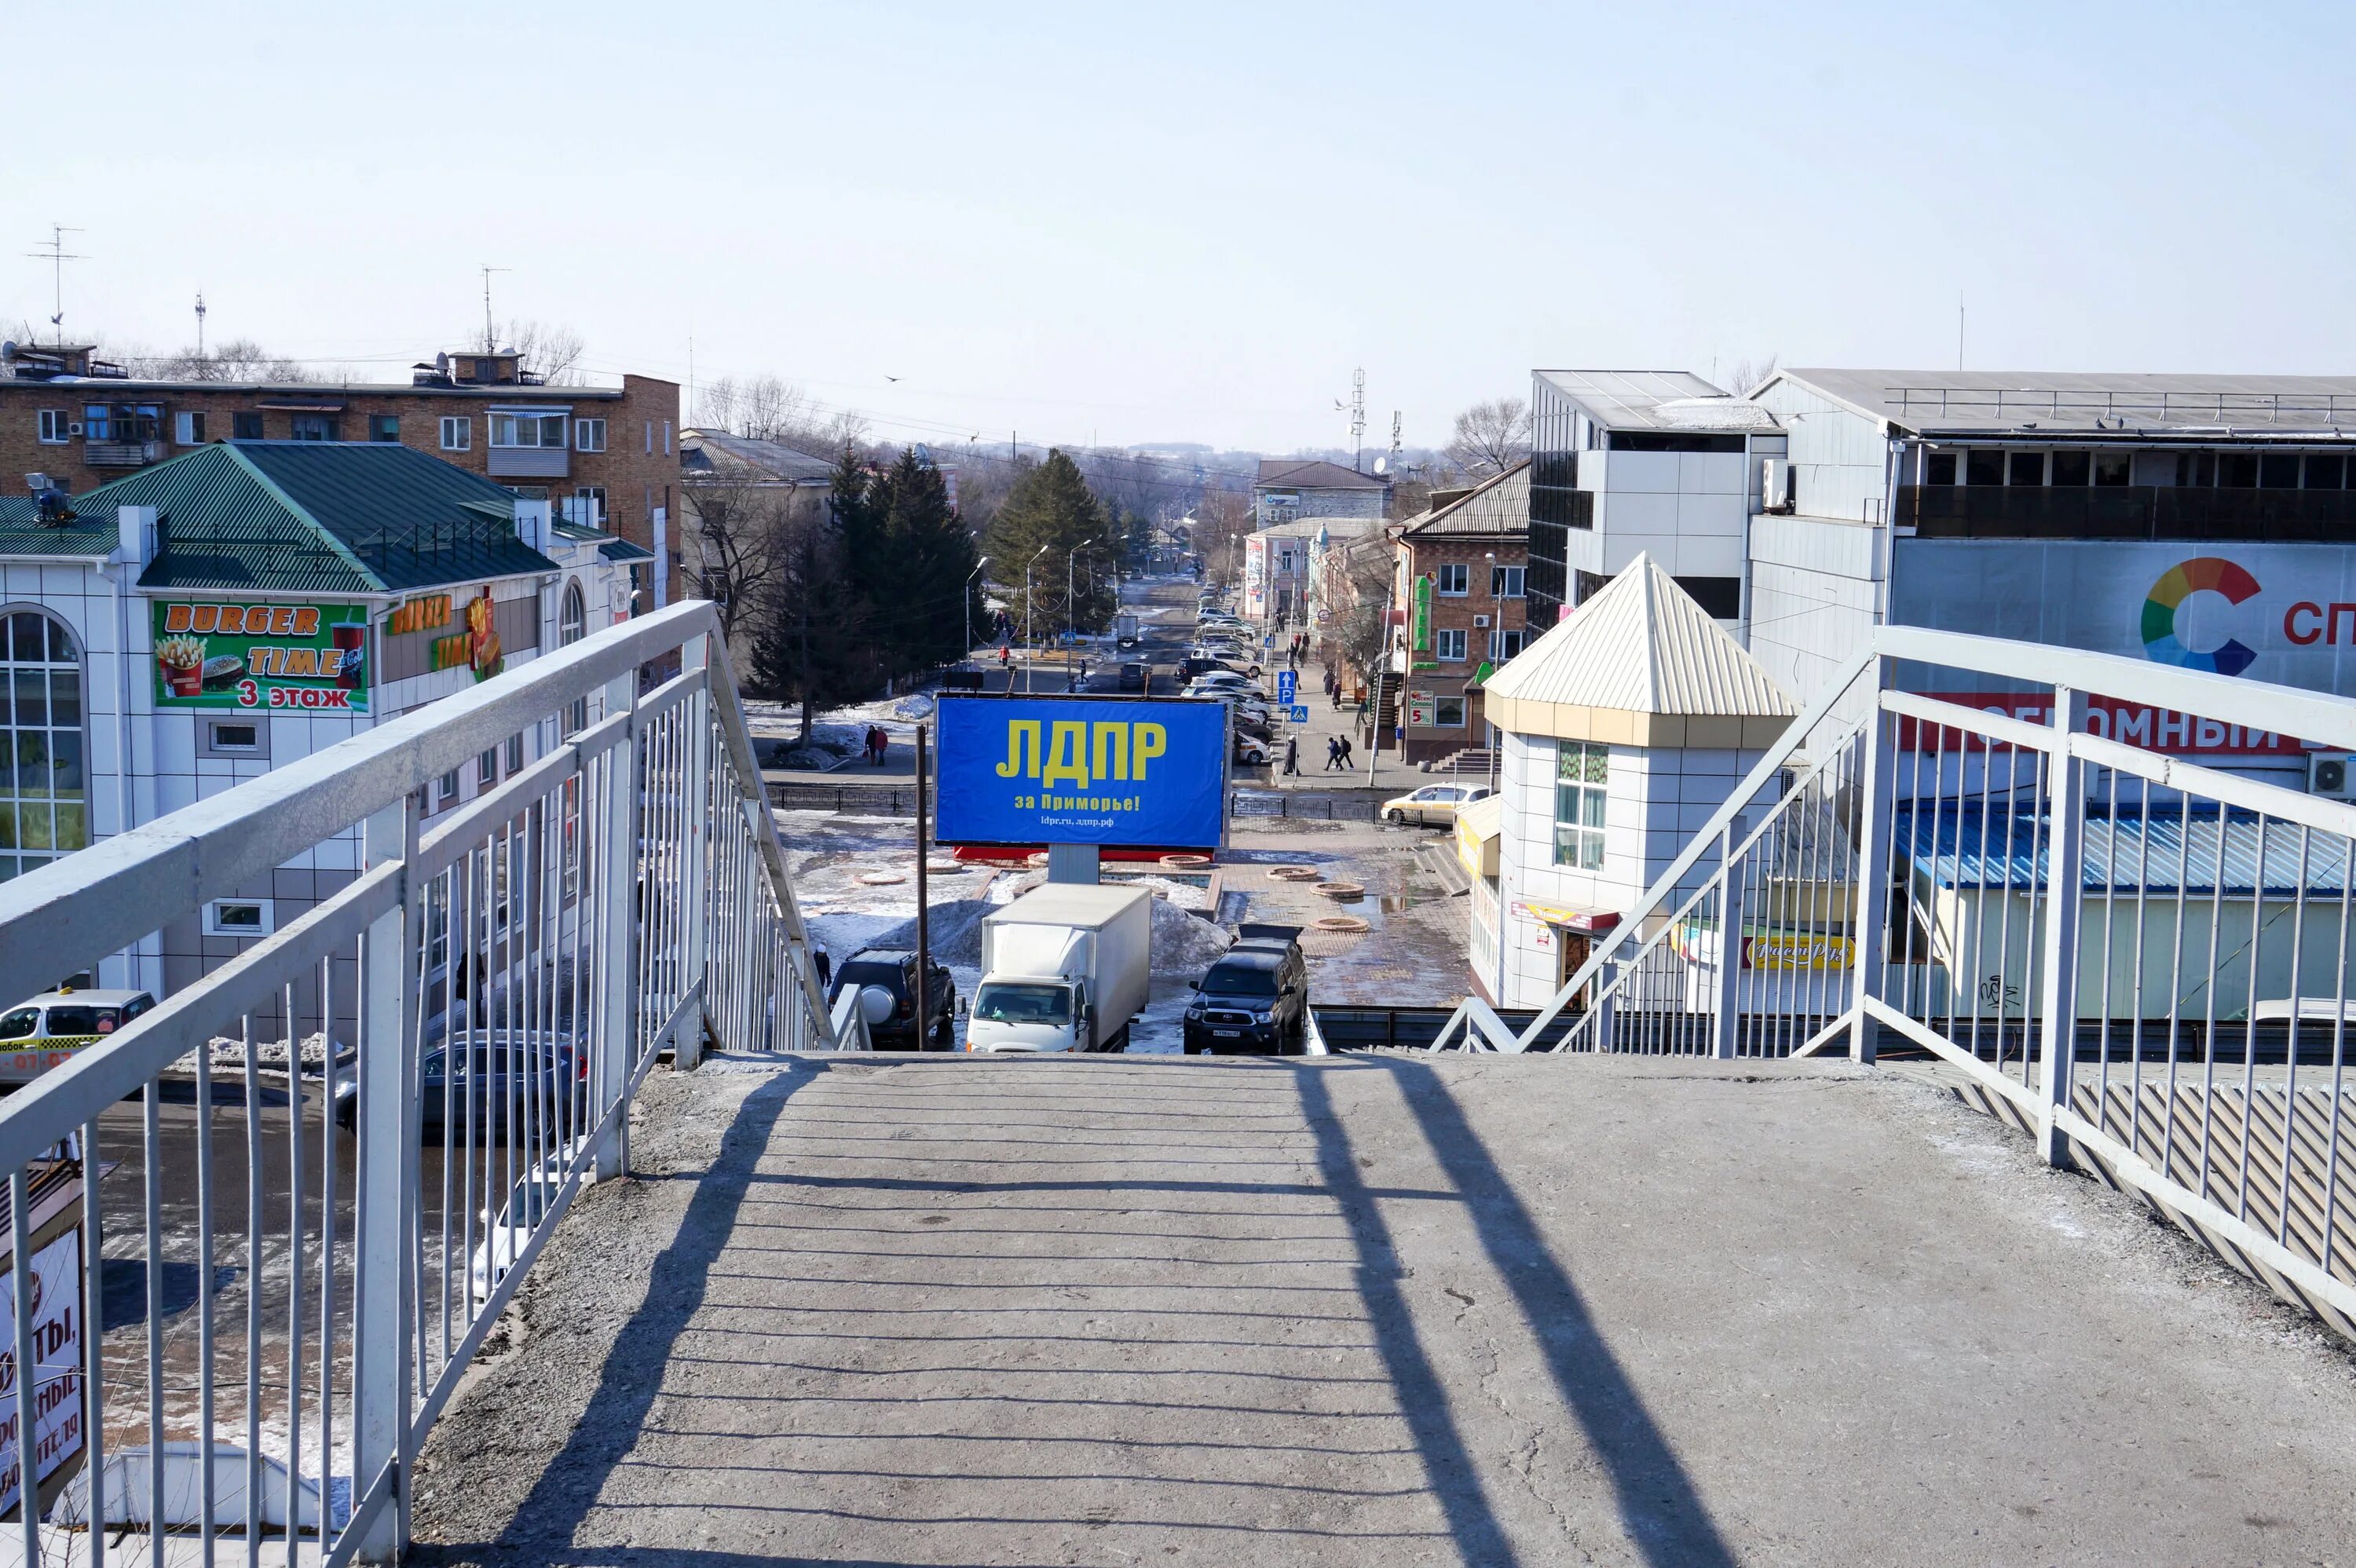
[1553,740,1608,869]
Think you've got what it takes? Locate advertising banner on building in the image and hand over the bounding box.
[935,696,1225,847]
[151,601,371,712]
[1892,541,2356,697]
[0,1227,85,1517]
[1413,575,1432,653]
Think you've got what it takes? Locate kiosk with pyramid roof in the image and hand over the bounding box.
[1465,555,1798,1007]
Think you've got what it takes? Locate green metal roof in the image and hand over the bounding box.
[0,495,115,558]
[598,538,655,562]
[72,442,560,594]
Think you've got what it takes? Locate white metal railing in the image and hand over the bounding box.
[1431,627,2356,1339]
[0,599,861,1565]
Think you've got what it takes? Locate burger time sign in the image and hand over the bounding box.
[151,601,371,712]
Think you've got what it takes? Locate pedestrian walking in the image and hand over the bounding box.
[1325,735,1342,770]
[1337,734,1355,767]
[1282,735,1299,775]
[814,945,832,991]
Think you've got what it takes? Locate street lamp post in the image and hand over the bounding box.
[964,554,991,657]
[1025,543,1050,694]
[1067,537,1101,691]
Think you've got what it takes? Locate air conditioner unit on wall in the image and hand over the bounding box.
[1473,614,1491,627]
[67,422,82,437]
[2310,754,2356,799]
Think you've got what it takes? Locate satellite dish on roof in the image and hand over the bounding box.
[0,341,15,364]
[1373,456,1388,474]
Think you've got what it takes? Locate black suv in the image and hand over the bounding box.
[829,949,958,1050]
[1183,925,1309,1055]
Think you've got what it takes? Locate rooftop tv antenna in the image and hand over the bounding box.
[24,225,85,346]
[480,264,510,353]
[1388,409,1403,470]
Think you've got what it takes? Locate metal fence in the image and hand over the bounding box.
[1429,627,2356,1340]
[0,600,857,1565]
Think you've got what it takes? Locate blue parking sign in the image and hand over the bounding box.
[1275,670,1297,704]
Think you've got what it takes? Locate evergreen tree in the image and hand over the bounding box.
[748,468,870,740]
[985,449,1116,645]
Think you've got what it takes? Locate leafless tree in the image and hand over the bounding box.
[1723,355,1778,396]
[679,481,811,648]
[696,373,872,455]
[1190,485,1255,587]
[1445,397,1531,477]
[505,320,587,385]
[135,338,314,382]
[1326,535,1400,694]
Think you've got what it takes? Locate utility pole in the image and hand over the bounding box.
[24,225,85,345]
[194,291,207,359]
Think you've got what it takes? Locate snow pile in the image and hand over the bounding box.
[854,897,993,968]
[893,693,936,720]
[1151,898,1232,975]
[199,1032,353,1076]
[774,722,866,770]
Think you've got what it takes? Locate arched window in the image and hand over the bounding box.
[562,580,587,736]
[0,609,86,880]
[561,581,587,647]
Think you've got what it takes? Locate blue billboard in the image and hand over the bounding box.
[935,696,1226,848]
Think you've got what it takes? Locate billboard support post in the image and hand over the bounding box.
[1047,844,1101,884]
[915,723,931,1052]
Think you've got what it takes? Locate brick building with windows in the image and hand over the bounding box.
[0,342,681,605]
[1385,460,1531,764]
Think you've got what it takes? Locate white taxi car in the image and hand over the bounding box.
[0,987,157,1085]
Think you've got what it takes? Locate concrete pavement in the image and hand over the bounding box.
[410,1053,2356,1566]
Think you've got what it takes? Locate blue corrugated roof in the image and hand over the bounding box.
[1898,802,2354,898]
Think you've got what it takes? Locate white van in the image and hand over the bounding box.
[0,987,158,1084]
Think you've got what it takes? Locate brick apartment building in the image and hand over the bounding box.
[0,341,682,601]
[1387,460,1531,763]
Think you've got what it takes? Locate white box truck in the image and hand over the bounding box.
[1115,612,1141,649]
[968,884,1154,1054]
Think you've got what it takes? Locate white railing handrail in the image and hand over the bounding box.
[0,600,724,991]
[1877,624,2356,752]
[1441,618,2356,1054]
[1431,641,1880,1052]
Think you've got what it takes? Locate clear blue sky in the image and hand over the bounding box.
[9,2,2353,455]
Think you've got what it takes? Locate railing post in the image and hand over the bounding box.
[675,636,712,1067]
[1593,958,1617,1054]
[1849,670,1895,1063]
[351,793,419,1562]
[594,669,640,1181]
[1710,826,1739,1059]
[2038,685,2090,1167]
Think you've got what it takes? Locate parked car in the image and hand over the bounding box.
[1234,732,1271,765]
[1183,934,1310,1054]
[1381,783,1494,827]
[829,948,958,1049]
[0,987,157,1086]
[336,1028,586,1136]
